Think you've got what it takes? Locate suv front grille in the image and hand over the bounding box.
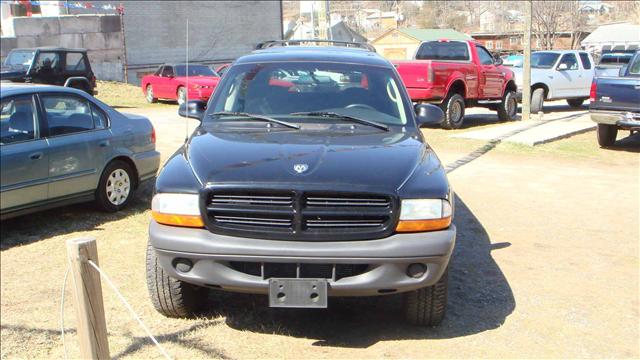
[203,188,396,241]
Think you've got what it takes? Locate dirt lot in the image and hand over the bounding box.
[1,83,638,359]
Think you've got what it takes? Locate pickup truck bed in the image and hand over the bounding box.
[589,50,640,147]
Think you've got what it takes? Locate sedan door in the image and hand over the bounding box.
[157,65,175,99]
[0,94,49,211]
[40,93,112,200]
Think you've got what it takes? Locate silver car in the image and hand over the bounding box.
[0,84,160,219]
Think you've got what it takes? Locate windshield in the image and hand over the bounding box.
[415,41,470,61]
[4,50,35,67]
[531,52,560,69]
[174,65,217,77]
[208,62,410,126]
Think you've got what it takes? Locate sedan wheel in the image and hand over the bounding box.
[106,169,131,206]
[146,85,157,103]
[96,160,135,212]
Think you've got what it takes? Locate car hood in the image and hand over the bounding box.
[174,76,220,86]
[184,125,435,193]
[0,65,27,80]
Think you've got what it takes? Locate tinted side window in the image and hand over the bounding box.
[0,95,37,145]
[154,66,163,76]
[477,46,495,65]
[579,53,592,69]
[161,66,174,77]
[42,95,94,136]
[66,53,86,71]
[416,41,470,61]
[558,54,579,70]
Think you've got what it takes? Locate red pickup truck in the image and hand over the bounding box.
[393,40,517,129]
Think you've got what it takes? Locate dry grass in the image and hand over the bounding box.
[1,106,638,359]
[95,81,175,109]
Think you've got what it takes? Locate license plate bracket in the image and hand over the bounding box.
[268,278,328,308]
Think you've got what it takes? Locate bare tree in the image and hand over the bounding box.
[532,1,569,49]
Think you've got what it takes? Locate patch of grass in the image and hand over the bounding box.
[96,81,174,109]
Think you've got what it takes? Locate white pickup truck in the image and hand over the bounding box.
[512,50,595,113]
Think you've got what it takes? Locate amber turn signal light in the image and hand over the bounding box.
[396,217,451,233]
[151,211,204,228]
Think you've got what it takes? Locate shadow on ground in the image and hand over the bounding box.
[608,131,640,153]
[198,195,515,348]
[0,181,154,250]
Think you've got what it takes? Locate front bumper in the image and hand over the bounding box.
[187,88,214,101]
[590,110,640,130]
[149,221,456,296]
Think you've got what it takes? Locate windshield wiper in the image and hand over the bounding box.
[211,112,300,129]
[290,111,389,131]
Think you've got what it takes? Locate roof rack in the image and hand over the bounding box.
[256,39,376,52]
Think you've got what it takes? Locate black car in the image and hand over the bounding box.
[1,47,97,95]
[146,40,454,326]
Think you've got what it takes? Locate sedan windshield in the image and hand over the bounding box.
[209,62,410,126]
[174,64,217,77]
[531,52,560,69]
[4,50,35,67]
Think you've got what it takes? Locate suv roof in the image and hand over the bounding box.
[236,46,391,68]
[10,47,88,52]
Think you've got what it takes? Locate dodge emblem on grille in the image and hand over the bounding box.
[293,164,309,173]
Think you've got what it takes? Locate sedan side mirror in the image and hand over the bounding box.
[415,104,444,127]
[178,100,206,121]
[557,63,568,71]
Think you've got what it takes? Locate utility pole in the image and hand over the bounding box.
[522,0,532,121]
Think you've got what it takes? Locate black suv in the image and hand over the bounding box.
[147,40,455,326]
[1,47,97,95]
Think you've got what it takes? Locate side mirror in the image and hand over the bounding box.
[414,104,444,127]
[619,65,628,77]
[494,57,503,66]
[178,100,206,121]
[557,63,568,71]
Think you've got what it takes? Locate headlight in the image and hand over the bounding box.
[151,193,204,228]
[396,199,452,233]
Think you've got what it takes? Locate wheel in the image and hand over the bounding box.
[95,160,134,212]
[146,241,208,318]
[177,87,186,105]
[497,90,518,121]
[404,266,449,326]
[146,85,157,103]
[530,88,545,113]
[597,124,618,147]
[567,98,585,108]
[440,93,465,129]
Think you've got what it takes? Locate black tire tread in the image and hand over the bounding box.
[440,93,465,130]
[404,267,449,326]
[530,88,545,113]
[497,90,517,121]
[567,98,586,108]
[146,242,206,318]
[597,123,618,147]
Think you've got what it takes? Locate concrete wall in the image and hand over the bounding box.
[122,1,283,84]
[1,14,124,81]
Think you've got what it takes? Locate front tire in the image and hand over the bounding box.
[597,124,618,147]
[567,98,586,108]
[146,85,157,103]
[95,160,134,212]
[404,266,449,326]
[146,242,208,318]
[440,93,465,129]
[177,87,186,105]
[530,88,545,113]
[497,90,518,121]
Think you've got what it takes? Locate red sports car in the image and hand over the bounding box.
[141,63,220,104]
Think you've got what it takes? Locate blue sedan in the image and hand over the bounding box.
[0,84,160,219]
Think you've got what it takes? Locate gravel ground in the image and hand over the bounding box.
[1,102,638,359]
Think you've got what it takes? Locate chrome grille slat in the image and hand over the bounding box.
[306,196,389,207]
[306,219,383,228]
[215,215,292,227]
[211,195,293,206]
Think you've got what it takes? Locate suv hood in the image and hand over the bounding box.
[185,126,435,192]
[0,65,27,81]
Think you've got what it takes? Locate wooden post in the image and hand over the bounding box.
[66,238,110,360]
[522,0,533,121]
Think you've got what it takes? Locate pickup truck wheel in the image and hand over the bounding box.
[146,242,208,318]
[404,266,448,326]
[440,93,465,129]
[177,87,186,105]
[146,85,157,103]
[95,160,134,212]
[530,88,545,113]
[597,124,618,147]
[567,98,585,108]
[497,90,518,121]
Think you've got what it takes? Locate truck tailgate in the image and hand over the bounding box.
[593,77,640,112]
[393,60,434,89]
